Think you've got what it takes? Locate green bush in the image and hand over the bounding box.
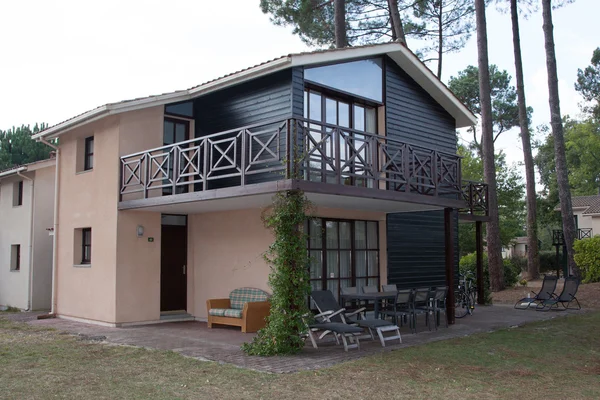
[573,237,600,283]
[539,250,560,274]
[459,252,492,304]
[502,257,521,287]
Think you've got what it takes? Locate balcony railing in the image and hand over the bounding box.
[460,180,489,217]
[552,228,593,246]
[120,117,471,205]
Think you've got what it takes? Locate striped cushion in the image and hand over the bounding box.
[229,287,269,310]
[209,308,243,318]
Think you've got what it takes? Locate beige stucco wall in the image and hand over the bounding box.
[54,117,120,323]
[31,165,56,310]
[189,206,387,320]
[0,175,33,309]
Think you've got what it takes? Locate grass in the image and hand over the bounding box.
[0,306,20,313]
[1,313,599,399]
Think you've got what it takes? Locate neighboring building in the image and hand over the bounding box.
[502,237,528,259]
[554,195,599,238]
[0,158,56,310]
[32,43,488,326]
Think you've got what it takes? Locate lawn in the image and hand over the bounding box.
[0,313,599,400]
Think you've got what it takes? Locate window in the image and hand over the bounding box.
[84,136,94,171]
[304,58,383,102]
[307,219,379,302]
[10,245,21,271]
[81,228,92,264]
[12,181,23,206]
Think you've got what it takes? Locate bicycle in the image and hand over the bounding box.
[455,272,477,318]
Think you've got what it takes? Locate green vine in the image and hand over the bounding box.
[241,190,312,356]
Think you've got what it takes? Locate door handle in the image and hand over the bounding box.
[183,265,186,275]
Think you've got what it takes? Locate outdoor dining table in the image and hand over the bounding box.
[340,291,397,319]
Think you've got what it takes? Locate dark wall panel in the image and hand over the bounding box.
[387,210,459,289]
[385,56,457,154]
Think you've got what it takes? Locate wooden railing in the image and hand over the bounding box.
[552,228,593,246]
[460,180,489,216]
[120,117,471,204]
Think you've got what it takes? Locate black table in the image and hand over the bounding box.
[340,291,397,319]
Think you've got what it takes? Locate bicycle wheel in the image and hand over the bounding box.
[454,291,469,318]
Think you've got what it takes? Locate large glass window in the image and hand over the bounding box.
[307,218,379,302]
[304,58,383,102]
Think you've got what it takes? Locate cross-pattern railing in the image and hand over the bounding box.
[552,228,593,246]
[120,117,471,204]
[460,180,489,216]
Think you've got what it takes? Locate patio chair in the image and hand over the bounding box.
[536,277,581,311]
[362,285,379,315]
[412,287,435,332]
[304,310,363,352]
[432,286,449,329]
[514,275,558,310]
[340,286,363,315]
[381,289,413,332]
[382,284,397,292]
[311,290,402,347]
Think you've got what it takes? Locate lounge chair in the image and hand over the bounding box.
[514,275,558,310]
[536,277,581,311]
[305,310,363,351]
[311,290,402,347]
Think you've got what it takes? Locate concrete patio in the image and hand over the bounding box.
[18,305,577,373]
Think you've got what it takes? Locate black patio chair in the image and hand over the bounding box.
[412,287,435,331]
[311,290,401,346]
[432,286,449,329]
[514,275,558,310]
[536,277,581,311]
[381,289,414,332]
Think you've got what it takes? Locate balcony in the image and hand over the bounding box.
[119,118,487,214]
[552,228,593,246]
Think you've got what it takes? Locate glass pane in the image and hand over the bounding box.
[309,219,322,248]
[355,221,366,249]
[366,107,376,133]
[338,102,350,128]
[355,251,367,277]
[86,138,94,154]
[340,222,351,249]
[304,58,383,102]
[368,277,379,287]
[175,122,187,143]
[326,221,338,249]
[309,92,322,121]
[367,221,378,249]
[304,90,308,118]
[340,279,353,292]
[161,215,187,226]
[327,280,340,302]
[326,251,339,278]
[326,98,337,125]
[309,250,323,280]
[367,251,378,276]
[354,105,365,131]
[340,251,351,278]
[165,101,193,117]
[163,121,174,145]
[356,278,367,290]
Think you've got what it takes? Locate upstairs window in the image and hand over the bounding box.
[10,244,21,271]
[12,181,23,206]
[84,136,94,171]
[81,228,92,264]
[304,58,383,103]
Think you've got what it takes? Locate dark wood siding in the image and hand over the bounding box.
[386,210,459,289]
[291,67,304,118]
[384,56,457,154]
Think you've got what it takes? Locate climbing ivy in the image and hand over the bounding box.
[242,190,312,356]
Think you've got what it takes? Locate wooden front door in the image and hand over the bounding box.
[160,223,188,312]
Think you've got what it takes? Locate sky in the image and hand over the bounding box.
[0,0,598,169]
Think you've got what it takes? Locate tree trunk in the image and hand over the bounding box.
[542,0,579,278]
[334,0,348,48]
[511,0,540,280]
[388,0,406,45]
[475,0,504,291]
[437,1,443,79]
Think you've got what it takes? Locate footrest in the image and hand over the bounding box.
[376,324,402,347]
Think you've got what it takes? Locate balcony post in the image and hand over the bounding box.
[171,147,178,195]
[143,154,149,199]
[285,119,291,179]
[433,151,438,196]
[445,207,456,324]
[404,144,410,193]
[240,130,246,186]
[203,138,209,191]
[335,128,341,185]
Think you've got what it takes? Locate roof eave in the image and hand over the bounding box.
[0,166,27,179]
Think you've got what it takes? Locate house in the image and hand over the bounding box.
[553,195,599,240]
[0,158,56,310]
[32,42,488,327]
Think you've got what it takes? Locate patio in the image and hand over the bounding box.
[23,305,576,373]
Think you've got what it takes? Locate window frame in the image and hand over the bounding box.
[10,244,21,271]
[84,136,94,171]
[81,228,92,264]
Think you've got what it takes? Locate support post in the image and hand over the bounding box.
[444,208,456,324]
[476,221,485,305]
[555,244,560,278]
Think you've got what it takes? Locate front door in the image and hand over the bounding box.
[160,216,188,312]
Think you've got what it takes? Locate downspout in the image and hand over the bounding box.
[17,171,34,311]
[39,138,60,315]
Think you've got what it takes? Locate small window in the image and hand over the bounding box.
[12,181,23,206]
[84,136,94,171]
[81,228,92,264]
[10,245,21,271]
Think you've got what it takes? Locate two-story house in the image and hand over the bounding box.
[33,42,488,327]
[0,158,56,310]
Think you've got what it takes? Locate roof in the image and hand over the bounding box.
[32,42,477,140]
[0,158,56,179]
[554,194,600,215]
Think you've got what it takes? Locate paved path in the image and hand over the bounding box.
[12,305,578,373]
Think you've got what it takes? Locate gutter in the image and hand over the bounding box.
[39,138,60,315]
[16,171,34,311]
[0,167,26,178]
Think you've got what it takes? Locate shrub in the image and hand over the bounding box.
[573,237,600,283]
[502,257,522,287]
[539,250,560,274]
[519,279,528,286]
